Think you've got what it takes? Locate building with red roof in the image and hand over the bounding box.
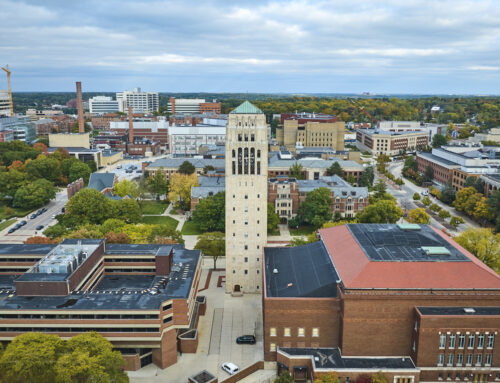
[263,224,500,382]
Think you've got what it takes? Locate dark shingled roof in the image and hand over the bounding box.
[280,348,416,370]
[264,241,338,298]
[88,172,115,192]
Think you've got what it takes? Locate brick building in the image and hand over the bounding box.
[356,129,429,156]
[263,224,500,382]
[0,239,204,371]
[481,174,500,197]
[91,113,126,130]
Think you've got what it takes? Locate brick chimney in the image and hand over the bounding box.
[170,97,175,114]
[76,81,85,133]
[128,106,134,143]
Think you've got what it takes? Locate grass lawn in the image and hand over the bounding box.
[141,200,167,215]
[181,220,203,235]
[0,219,16,232]
[289,226,316,236]
[142,215,178,230]
[0,206,37,220]
[267,228,280,236]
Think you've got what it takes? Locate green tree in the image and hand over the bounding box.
[0,169,27,204]
[358,166,374,187]
[408,208,430,224]
[429,203,441,212]
[440,181,456,205]
[203,165,216,174]
[314,372,340,383]
[168,173,198,210]
[267,202,280,232]
[413,192,421,200]
[487,190,500,231]
[68,161,91,184]
[0,332,65,383]
[423,165,434,183]
[296,187,332,229]
[431,134,447,148]
[178,160,195,175]
[13,179,55,209]
[114,199,142,223]
[371,372,389,383]
[450,215,465,227]
[373,179,387,198]
[100,218,127,235]
[192,192,225,232]
[421,196,432,206]
[148,224,184,245]
[194,231,225,269]
[147,168,169,200]
[26,155,62,184]
[273,372,294,383]
[454,228,500,272]
[327,161,344,177]
[403,156,417,171]
[289,161,305,180]
[438,210,451,219]
[65,188,114,226]
[358,199,403,223]
[61,157,80,179]
[114,179,139,198]
[346,174,356,185]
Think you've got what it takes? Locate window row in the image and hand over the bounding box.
[0,313,160,320]
[438,373,495,382]
[437,353,492,367]
[269,327,319,337]
[439,333,494,350]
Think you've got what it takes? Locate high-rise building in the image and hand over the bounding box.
[116,88,159,114]
[167,97,221,115]
[225,101,268,294]
[89,96,120,115]
[0,90,10,117]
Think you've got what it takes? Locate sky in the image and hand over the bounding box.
[1,0,500,94]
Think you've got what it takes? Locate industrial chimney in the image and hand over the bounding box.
[170,97,175,114]
[128,106,134,143]
[76,81,85,133]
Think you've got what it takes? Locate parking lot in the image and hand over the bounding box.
[129,268,274,383]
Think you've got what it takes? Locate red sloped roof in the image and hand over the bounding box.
[319,225,500,290]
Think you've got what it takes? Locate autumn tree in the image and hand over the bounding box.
[408,208,430,224]
[194,231,225,269]
[371,371,389,383]
[167,173,198,210]
[454,228,500,272]
[314,372,340,383]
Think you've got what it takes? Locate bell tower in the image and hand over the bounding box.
[225,101,268,294]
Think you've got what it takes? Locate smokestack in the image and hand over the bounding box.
[76,81,85,133]
[170,97,175,114]
[128,106,134,143]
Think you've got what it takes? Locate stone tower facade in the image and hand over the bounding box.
[225,101,268,294]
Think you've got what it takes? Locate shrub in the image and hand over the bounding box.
[450,216,465,227]
[413,192,421,200]
[429,203,441,212]
[421,196,432,206]
[438,210,451,219]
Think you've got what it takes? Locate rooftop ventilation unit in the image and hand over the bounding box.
[398,223,421,231]
[464,308,476,313]
[421,246,451,256]
[273,269,278,274]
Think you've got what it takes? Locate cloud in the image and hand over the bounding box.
[1,0,500,93]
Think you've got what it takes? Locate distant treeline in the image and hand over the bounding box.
[11,93,500,128]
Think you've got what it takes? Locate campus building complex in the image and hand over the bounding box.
[116,88,159,114]
[89,96,120,115]
[0,239,204,371]
[356,129,429,156]
[225,101,268,294]
[263,224,500,382]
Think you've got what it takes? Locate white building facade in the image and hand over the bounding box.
[0,90,10,117]
[89,96,120,115]
[225,101,268,294]
[167,98,205,114]
[169,126,225,156]
[116,88,159,114]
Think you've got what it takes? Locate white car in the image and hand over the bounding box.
[221,362,239,375]
[421,190,429,196]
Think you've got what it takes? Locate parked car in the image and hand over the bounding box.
[116,165,122,169]
[13,224,21,230]
[61,207,65,213]
[221,362,239,375]
[30,214,37,219]
[236,335,256,344]
[7,228,15,234]
[125,169,133,174]
[35,225,44,230]
[421,190,429,196]
[19,220,27,226]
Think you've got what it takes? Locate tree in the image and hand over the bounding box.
[192,192,225,232]
[0,169,28,203]
[68,161,91,184]
[148,224,184,245]
[358,199,403,224]
[0,332,65,383]
[454,187,482,217]
[438,210,451,219]
[289,232,318,247]
[450,216,465,227]
[61,157,80,178]
[454,228,500,272]
[346,174,356,185]
[403,156,417,171]
[327,161,344,177]
[421,196,432,206]
[429,203,441,212]
[423,165,434,183]
[487,190,500,231]
[440,181,456,205]
[408,208,430,224]
[373,179,387,198]
[371,372,389,383]
[203,165,216,174]
[25,155,62,184]
[314,372,340,383]
[13,179,56,209]
[114,199,142,223]
[273,372,294,383]
[114,179,139,198]
[268,203,280,232]
[167,173,198,210]
[147,169,169,200]
[289,161,305,180]
[25,236,60,244]
[178,160,195,175]
[472,197,494,223]
[65,188,114,226]
[358,166,374,187]
[296,187,332,229]
[431,134,447,148]
[413,192,421,200]
[194,231,225,269]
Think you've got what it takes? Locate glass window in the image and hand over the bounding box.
[459,334,466,348]
[466,353,473,366]
[312,328,319,337]
[449,334,456,348]
[284,328,291,337]
[447,354,454,366]
[456,354,463,366]
[298,328,305,337]
[439,334,446,348]
[270,343,276,352]
[270,328,276,337]
[485,354,492,366]
[487,334,494,348]
[475,354,482,366]
[438,354,444,365]
[468,334,475,348]
[477,334,485,348]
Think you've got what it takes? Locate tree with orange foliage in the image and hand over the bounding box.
[104,232,130,244]
[8,160,25,171]
[24,236,60,244]
[33,142,48,153]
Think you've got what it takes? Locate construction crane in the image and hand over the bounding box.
[348,98,378,125]
[1,65,13,116]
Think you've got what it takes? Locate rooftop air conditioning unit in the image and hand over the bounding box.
[464,308,476,314]
[273,269,278,274]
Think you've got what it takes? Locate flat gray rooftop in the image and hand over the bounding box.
[418,307,500,316]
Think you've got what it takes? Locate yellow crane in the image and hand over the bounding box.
[1,65,13,116]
